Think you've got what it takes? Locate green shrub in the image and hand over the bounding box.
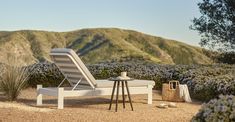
[192,95,235,122]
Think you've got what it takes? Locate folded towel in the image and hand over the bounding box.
[179,85,192,102]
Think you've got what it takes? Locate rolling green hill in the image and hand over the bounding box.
[0,28,212,65]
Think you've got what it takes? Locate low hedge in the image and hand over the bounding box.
[26,62,235,102]
[28,63,64,87]
[179,65,235,101]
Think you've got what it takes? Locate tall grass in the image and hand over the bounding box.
[0,55,35,101]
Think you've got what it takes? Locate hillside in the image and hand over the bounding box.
[0,28,212,65]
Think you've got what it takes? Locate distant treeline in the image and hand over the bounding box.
[203,49,235,64]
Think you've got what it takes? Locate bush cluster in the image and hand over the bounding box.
[179,65,235,101]
[192,95,235,122]
[26,62,235,101]
[89,63,235,102]
[28,63,64,87]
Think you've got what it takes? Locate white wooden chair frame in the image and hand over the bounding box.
[36,49,154,109]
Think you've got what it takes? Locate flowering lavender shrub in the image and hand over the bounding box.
[87,62,176,89]
[28,63,64,87]
[192,95,235,122]
[179,65,235,101]
[26,62,235,101]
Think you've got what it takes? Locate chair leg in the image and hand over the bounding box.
[37,85,42,106]
[58,88,64,109]
[147,85,153,104]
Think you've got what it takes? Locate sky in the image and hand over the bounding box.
[0,0,202,46]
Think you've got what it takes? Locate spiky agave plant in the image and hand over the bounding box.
[0,53,37,101]
[0,65,32,101]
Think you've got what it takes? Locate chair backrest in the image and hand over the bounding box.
[50,48,97,88]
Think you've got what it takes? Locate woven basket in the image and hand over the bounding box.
[162,80,184,102]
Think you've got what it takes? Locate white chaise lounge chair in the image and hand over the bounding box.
[36,48,155,109]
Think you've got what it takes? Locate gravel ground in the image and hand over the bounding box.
[0,88,201,122]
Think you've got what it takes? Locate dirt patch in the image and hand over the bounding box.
[0,88,201,122]
[0,101,53,112]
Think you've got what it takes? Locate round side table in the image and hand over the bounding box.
[108,77,134,112]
